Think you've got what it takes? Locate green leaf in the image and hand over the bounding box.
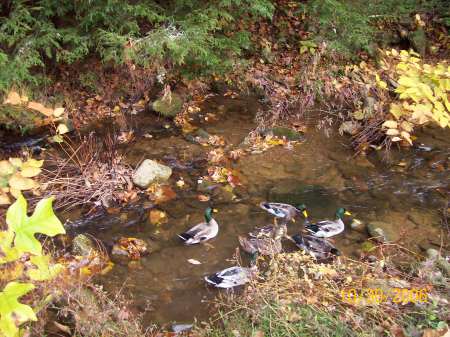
[0,282,36,337]
[6,193,65,255]
[0,231,20,264]
[27,255,63,281]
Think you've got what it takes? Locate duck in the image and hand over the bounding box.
[248,221,288,239]
[291,233,341,260]
[204,265,257,288]
[304,207,351,238]
[178,208,218,245]
[238,234,282,256]
[259,202,308,223]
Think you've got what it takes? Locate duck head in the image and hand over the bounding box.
[296,204,308,218]
[336,207,351,220]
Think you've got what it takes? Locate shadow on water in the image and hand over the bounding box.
[65,95,449,326]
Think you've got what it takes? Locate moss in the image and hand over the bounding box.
[152,94,183,118]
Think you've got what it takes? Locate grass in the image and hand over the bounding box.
[198,247,449,337]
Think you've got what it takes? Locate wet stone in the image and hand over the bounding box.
[132,159,172,188]
[72,234,98,257]
[367,222,392,243]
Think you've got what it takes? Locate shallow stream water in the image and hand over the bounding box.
[63,95,449,327]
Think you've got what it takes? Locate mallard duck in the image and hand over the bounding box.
[248,221,288,239]
[259,202,308,222]
[204,265,257,288]
[304,207,351,238]
[291,233,341,260]
[238,235,282,256]
[178,208,218,245]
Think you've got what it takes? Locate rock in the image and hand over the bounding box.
[266,127,304,141]
[132,159,172,188]
[338,121,360,136]
[172,324,193,333]
[151,93,183,117]
[72,234,98,256]
[212,185,236,204]
[409,28,427,56]
[367,222,391,242]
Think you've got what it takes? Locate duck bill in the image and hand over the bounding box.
[344,211,352,216]
[302,210,308,218]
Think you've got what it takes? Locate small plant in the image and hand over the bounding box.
[0,193,65,337]
[379,49,449,145]
[299,40,317,55]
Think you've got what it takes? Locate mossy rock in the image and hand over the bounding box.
[0,104,45,133]
[268,127,304,141]
[152,94,183,118]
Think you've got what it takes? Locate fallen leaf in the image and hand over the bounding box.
[149,209,168,225]
[23,159,44,168]
[27,101,54,116]
[8,173,39,190]
[56,123,70,135]
[0,160,16,176]
[53,107,65,117]
[0,191,11,205]
[9,158,23,168]
[20,166,41,178]
[197,194,210,202]
[187,259,202,265]
[3,91,22,105]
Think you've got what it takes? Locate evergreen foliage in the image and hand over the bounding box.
[0,0,274,92]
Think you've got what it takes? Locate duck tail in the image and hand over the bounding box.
[205,273,223,286]
[305,223,319,233]
[291,234,304,246]
[178,232,193,242]
[259,202,270,211]
[330,248,341,256]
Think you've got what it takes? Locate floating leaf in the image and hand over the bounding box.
[0,282,37,337]
[27,255,63,281]
[149,209,168,226]
[20,166,41,178]
[8,174,38,191]
[187,259,202,265]
[6,193,65,255]
[0,161,15,176]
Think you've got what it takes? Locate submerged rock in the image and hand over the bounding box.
[132,159,172,188]
[72,234,98,256]
[367,222,391,243]
[268,127,304,141]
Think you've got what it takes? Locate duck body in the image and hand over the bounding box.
[178,208,218,245]
[205,266,256,288]
[304,207,351,238]
[259,202,307,221]
[238,235,282,256]
[304,218,345,238]
[292,233,341,260]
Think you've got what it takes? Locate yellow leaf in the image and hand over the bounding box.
[386,129,399,136]
[397,77,417,87]
[418,83,435,101]
[9,157,23,168]
[401,131,413,145]
[56,123,70,135]
[0,191,11,205]
[0,160,16,176]
[3,91,22,105]
[400,121,413,132]
[9,187,21,199]
[20,166,41,178]
[23,159,43,168]
[53,107,65,117]
[8,173,39,190]
[382,120,398,129]
[390,104,404,119]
